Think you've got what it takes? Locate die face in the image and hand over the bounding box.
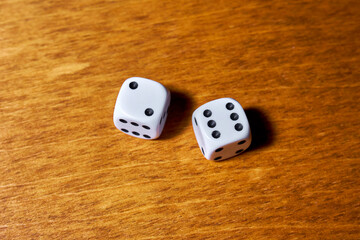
[118,77,168,121]
[114,114,157,139]
[192,98,251,160]
[210,133,252,161]
[113,77,170,139]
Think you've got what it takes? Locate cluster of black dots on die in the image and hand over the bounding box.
[213,140,246,161]
[203,102,244,137]
[226,102,245,132]
[206,102,246,160]
[116,81,155,139]
[119,119,152,138]
[202,108,221,139]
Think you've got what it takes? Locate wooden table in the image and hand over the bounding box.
[1,0,359,239]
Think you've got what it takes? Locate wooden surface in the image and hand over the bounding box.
[1,0,359,239]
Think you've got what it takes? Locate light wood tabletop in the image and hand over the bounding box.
[1,0,359,239]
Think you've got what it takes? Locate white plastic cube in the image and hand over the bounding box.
[113,77,171,139]
[192,98,251,160]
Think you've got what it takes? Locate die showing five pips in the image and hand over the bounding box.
[113,77,251,161]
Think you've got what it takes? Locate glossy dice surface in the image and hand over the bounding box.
[113,77,170,139]
[192,98,251,160]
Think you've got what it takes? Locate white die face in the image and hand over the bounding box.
[192,98,251,160]
[113,77,170,139]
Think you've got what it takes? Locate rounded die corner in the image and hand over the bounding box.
[124,76,145,82]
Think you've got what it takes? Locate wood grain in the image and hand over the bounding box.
[1,0,359,239]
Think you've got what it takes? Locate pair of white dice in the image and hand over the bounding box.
[113,77,251,161]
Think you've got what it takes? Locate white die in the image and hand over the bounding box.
[113,77,171,139]
[192,98,251,161]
